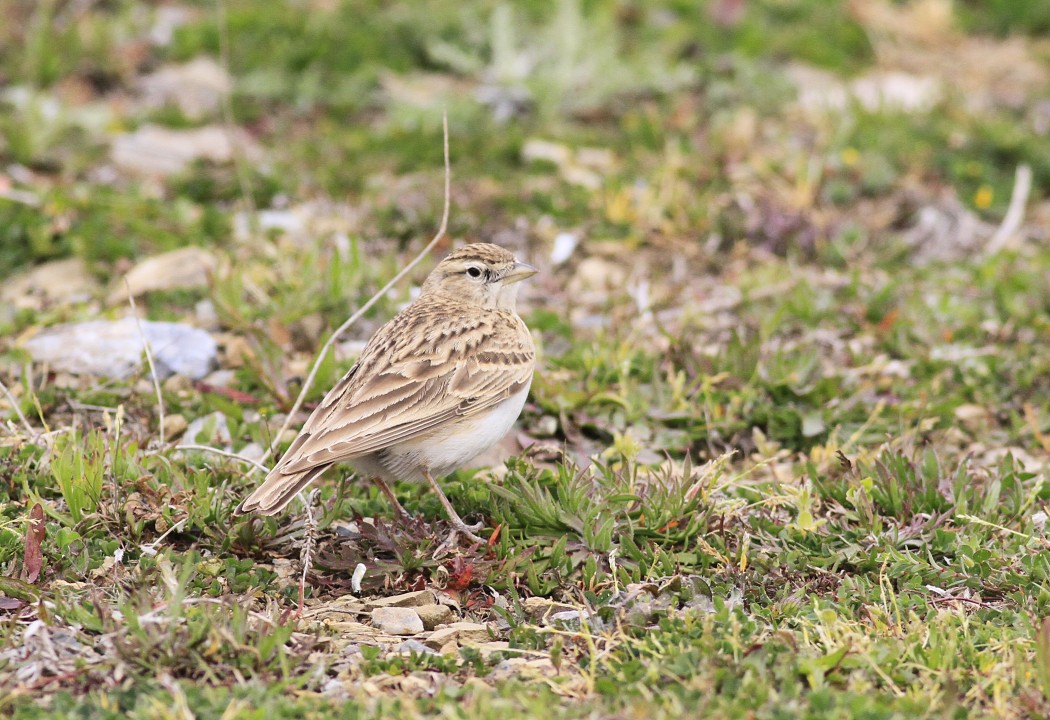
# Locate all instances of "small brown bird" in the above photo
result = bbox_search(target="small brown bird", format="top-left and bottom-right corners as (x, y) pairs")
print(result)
(236, 243), (537, 543)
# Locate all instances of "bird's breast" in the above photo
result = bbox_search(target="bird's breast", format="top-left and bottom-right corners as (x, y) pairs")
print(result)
(360, 379), (532, 482)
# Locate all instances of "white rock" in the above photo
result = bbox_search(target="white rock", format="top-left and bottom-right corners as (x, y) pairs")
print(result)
(21, 318), (217, 380)
(371, 607), (424, 636)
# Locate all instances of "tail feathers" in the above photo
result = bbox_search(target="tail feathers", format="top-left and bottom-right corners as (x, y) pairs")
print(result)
(235, 464), (329, 516)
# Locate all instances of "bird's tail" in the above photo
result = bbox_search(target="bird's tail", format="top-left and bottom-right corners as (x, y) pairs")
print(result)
(235, 464), (329, 516)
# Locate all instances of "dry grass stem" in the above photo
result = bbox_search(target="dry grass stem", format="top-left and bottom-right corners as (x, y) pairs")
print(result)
(260, 111), (453, 468)
(170, 444), (273, 475)
(125, 280), (166, 446)
(298, 488), (321, 615)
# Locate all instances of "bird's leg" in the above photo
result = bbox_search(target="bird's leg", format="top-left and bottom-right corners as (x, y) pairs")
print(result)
(422, 469), (485, 544)
(371, 475), (410, 523)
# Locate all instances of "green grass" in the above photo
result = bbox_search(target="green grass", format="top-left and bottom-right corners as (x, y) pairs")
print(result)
(2, 0), (1050, 718)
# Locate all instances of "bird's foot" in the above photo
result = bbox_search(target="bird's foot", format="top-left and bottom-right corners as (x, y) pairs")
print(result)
(435, 521), (486, 555)
(422, 469), (487, 546)
(453, 521), (485, 546)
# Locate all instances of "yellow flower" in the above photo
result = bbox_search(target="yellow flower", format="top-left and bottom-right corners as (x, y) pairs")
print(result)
(974, 185), (993, 209)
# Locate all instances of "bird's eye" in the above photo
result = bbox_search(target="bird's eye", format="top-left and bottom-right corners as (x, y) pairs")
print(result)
(467, 266), (483, 279)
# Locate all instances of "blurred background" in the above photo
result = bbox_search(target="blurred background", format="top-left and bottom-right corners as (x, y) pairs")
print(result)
(1, 0), (1047, 272)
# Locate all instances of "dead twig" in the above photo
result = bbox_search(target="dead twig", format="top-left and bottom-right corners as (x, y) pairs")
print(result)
(927, 595), (996, 609)
(0, 377), (38, 440)
(139, 518), (188, 557)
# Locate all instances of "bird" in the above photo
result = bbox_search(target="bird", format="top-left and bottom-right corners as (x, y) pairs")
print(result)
(235, 243), (537, 545)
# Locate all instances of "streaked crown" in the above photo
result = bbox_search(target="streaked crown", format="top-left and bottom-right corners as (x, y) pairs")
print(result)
(440, 243), (517, 267)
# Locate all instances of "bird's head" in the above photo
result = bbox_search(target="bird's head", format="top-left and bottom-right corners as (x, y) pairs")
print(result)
(421, 243), (537, 310)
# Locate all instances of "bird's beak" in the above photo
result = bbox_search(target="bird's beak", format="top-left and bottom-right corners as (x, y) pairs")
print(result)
(504, 261), (538, 284)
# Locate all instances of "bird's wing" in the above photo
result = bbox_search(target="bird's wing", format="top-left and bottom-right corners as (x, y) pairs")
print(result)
(276, 303), (534, 474)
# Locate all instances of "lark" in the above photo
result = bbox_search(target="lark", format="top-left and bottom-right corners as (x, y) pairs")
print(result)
(236, 243), (537, 544)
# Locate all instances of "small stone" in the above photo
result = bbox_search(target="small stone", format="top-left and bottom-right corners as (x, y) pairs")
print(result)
(424, 628), (458, 650)
(111, 124), (261, 176)
(202, 369), (237, 388)
(523, 597), (576, 621)
(534, 415), (559, 437)
(397, 639), (437, 655)
(447, 622), (494, 645)
(1, 257), (99, 310)
(414, 604), (454, 630)
(323, 621), (374, 636)
(425, 622), (491, 650)
(474, 641), (511, 657)
(220, 334), (254, 368)
(137, 57), (231, 120)
(162, 414), (187, 439)
(364, 590), (435, 611)
(371, 607), (424, 636)
(184, 411), (231, 447)
(954, 404), (992, 431)
(195, 299), (219, 329)
(322, 677), (347, 697)
(112, 246), (217, 302)
(162, 375), (193, 395)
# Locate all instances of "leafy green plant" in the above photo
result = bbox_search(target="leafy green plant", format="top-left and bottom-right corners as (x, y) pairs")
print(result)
(49, 430), (106, 524)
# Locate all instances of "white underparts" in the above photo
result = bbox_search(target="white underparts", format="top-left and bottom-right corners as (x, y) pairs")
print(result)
(351, 380), (532, 482)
